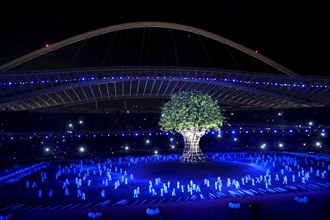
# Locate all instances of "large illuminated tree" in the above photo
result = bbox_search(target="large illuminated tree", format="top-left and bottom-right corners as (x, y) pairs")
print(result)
(159, 91), (225, 163)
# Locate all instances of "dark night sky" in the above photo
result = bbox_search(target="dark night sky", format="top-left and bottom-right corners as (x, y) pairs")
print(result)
(0, 1), (328, 76)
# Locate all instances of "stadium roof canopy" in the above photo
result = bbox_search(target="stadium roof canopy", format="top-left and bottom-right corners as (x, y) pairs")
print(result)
(0, 22), (329, 112)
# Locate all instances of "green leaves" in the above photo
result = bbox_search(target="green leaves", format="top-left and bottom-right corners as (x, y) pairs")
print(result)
(159, 91), (224, 132)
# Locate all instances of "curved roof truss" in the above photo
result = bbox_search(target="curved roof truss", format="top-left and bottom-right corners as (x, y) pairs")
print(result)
(0, 22), (299, 77)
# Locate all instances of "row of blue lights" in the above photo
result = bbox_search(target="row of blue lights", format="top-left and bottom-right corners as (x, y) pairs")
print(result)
(1, 128), (326, 140)
(1, 75), (328, 88)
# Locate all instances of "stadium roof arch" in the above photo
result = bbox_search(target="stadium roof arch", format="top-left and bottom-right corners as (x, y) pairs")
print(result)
(0, 22), (329, 112)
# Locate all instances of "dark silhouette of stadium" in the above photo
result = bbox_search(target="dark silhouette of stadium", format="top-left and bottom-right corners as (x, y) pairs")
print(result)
(0, 22), (330, 220)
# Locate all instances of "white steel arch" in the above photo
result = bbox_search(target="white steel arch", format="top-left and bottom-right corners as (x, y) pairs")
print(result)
(0, 22), (299, 77)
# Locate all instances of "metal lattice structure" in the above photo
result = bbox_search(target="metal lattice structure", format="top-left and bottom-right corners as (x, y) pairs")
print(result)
(0, 22), (329, 111)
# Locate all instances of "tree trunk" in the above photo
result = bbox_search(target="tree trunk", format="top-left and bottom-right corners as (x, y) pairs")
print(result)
(180, 130), (206, 163)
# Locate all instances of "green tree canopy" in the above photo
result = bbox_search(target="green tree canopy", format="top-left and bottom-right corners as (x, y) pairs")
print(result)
(159, 91), (225, 132)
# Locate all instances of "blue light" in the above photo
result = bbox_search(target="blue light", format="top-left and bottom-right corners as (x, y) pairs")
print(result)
(149, 132), (152, 136)
(135, 133), (139, 136)
(3, 74), (328, 92)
